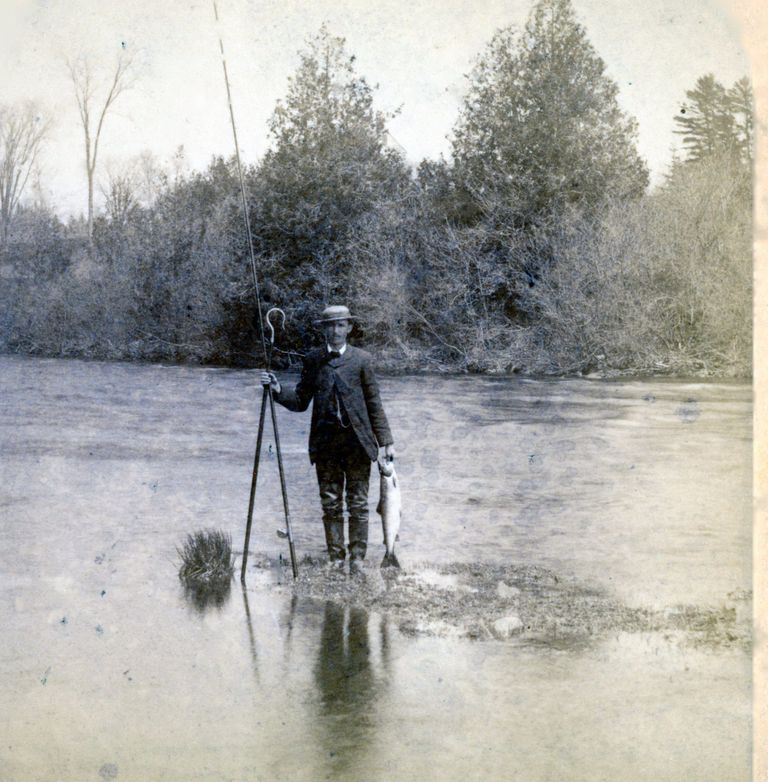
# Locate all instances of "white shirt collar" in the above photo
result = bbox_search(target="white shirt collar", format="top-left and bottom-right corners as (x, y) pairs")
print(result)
(327, 343), (347, 355)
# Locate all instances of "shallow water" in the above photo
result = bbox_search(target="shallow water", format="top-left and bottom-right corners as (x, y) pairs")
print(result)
(0, 356), (752, 781)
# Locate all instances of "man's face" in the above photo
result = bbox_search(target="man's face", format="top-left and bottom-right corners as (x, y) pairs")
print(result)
(324, 319), (353, 349)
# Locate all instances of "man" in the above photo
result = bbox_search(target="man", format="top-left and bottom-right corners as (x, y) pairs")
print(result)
(260, 305), (395, 575)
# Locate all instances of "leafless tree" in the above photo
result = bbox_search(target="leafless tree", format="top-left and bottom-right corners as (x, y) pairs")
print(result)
(0, 101), (51, 248)
(67, 53), (136, 241)
(134, 150), (165, 207)
(100, 150), (166, 225)
(101, 162), (139, 228)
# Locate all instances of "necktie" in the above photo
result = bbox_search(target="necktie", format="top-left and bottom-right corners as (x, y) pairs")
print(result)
(326, 352), (348, 427)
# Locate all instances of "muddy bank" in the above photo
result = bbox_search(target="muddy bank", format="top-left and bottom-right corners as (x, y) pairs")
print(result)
(243, 556), (751, 652)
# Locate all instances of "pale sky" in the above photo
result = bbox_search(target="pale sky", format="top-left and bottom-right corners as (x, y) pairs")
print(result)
(0, 0), (754, 218)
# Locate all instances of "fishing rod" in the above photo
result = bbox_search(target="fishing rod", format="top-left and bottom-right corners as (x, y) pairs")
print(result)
(211, 0), (298, 581)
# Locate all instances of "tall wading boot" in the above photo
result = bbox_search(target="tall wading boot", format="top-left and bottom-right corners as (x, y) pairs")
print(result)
(347, 476), (370, 569)
(318, 471), (346, 563)
(323, 518), (345, 564)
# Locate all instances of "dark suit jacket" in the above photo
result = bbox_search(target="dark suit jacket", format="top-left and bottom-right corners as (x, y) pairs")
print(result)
(275, 345), (393, 463)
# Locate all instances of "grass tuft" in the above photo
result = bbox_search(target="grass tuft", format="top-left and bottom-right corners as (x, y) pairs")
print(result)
(177, 528), (234, 587)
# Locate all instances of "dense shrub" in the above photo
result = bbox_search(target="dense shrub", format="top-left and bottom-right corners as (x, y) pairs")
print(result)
(0, 149), (751, 377)
(513, 152), (752, 376)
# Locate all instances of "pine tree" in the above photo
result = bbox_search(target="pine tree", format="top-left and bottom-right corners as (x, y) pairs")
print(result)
(449, 0), (648, 226)
(256, 26), (410, 279)
(726, 77), (753, 161)
(673, 74), (732, 161)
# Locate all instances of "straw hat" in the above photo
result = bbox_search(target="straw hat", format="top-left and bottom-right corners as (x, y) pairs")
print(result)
(313, 305), (358, 324)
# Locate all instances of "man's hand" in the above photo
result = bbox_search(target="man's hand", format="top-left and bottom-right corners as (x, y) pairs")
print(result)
(259, 370), (281, 394)
(382, 444), (396, 462)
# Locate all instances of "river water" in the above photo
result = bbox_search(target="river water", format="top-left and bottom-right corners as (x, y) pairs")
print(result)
(0, 355), (752, 781)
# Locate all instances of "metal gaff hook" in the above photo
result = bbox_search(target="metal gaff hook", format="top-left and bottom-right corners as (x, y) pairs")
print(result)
(265, 307), (285, 346)
(264, 307), (285, 370)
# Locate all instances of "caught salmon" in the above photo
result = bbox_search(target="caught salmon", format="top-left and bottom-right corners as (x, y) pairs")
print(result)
(377, 459), (402, 568)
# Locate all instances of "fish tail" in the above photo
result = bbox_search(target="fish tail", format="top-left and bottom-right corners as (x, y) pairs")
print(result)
(380, 552), (401, 569)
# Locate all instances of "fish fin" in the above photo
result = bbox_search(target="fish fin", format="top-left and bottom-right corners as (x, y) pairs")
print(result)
(380, 553), (401, 569)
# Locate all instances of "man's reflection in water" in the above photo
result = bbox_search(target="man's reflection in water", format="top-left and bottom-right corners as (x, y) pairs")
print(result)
(314, 601), (380, 775)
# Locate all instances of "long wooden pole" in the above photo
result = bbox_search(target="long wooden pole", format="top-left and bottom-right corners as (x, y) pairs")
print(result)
(240, 387), (268, 583)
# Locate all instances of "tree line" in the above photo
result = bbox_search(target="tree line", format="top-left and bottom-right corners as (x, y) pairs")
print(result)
(0, 0), (753, 376)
